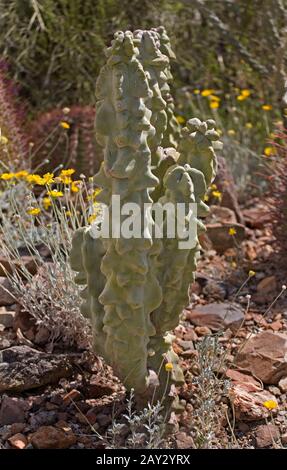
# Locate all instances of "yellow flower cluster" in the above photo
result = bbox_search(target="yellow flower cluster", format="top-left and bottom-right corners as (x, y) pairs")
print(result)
(237, 89), (251, 101)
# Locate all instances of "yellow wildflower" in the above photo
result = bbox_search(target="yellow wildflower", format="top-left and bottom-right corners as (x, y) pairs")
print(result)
(65, 210), (72, 217)
(165, 362), (173, 372)
(0, 173), (15, 180)
(201, 89), (215, 97)
(71, 181), (81, 193)
(60, 121), (70, 129)
(59, 175), (72, 185)
(193, 89), (200, 94)
(204, 194), (209, 202)
(248, 270), (256, 277)
(264, 146), (276, 157)
(176, 115), (185, 124)
(209, 95), (220, 102)
(262, 104), (272, 111)
(229, 227), (237, 236)
(60, 169), (75, 177)
(15, 170), (29, 178)
(27, 208), (41, 216)
(241, 89), (251, 98)
(26, 174), (44, 185)
(216, 128), (222, 136)
(43, 197), (52, 210)
(210, 100), (219, 109)
(47, 190), (63, 198)
(42, 173), (54, 185)
(88, 213), (97, 224)
(212, 190), (222, 200)
(263, 400), (278, 410)
(211, 183), (217, 190)
(228, 129), (236, 136)
(245, 122), (253, 129)
(0, 135), (8, 145)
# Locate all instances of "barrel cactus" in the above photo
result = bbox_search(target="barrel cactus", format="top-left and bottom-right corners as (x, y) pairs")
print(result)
(70, 28), (220, 405)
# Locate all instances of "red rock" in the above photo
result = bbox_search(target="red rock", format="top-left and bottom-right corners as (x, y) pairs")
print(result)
(255, 424), (280, 448)
(242, 207), (271, 229)
(236, 331), (287, 384)
(257, 276), (277, 294)
(186, 302), (244, 332)
(30, 425), (77, 449)
(0, 397), (27, 425)
(269, 320), (282, 331)
(226, 369), (261, 392)
(63, 389), (82, 404)
(206, 223), (246, 254)
(230, 385), (277, 421)
(206, 205), (237, 224)
(8, 433), (28, 449)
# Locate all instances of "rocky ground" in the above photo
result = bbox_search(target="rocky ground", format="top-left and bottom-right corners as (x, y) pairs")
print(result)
(1, 197), (287, 449)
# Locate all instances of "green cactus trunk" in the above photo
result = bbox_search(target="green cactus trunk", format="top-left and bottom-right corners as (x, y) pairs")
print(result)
(70, 28), (220, 405)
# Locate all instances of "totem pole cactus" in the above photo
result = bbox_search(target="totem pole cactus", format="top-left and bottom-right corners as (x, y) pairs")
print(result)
(70, 28), (221, 405)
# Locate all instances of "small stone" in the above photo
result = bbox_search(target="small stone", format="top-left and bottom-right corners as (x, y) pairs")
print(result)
(30, 425), (77, 449)
(255, 424), (280, 448)
(194, 326), (212, 336)
(86, 375), (116, 399)
(0, 278), (15, 306)
(45, 402), (59, 411)
(96, 413), (111, 427)
(0, 308), (15, 328)
(268, 386), (281, 396)
(0, 397), (27, 425)
(175, 431), (195, 449)
(10, 423), (26, 435)
(85, 409), (97, 425)
(29, 411), (57, 429)
(183, 328), (198, 342)
(177, 339), (194, 351)
(278, 377), (287, 393)
(238, 422), (249, 433)
(75, 412), (89, 425)
(8, 433), (28, 449)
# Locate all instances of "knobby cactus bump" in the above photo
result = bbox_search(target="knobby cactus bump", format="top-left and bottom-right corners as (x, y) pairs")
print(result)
(70, 28), (221, 404)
